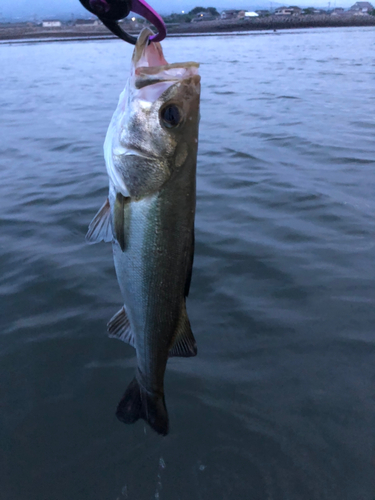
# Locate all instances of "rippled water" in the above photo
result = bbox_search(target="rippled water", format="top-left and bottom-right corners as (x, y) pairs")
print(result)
(1, 27), (375, 499)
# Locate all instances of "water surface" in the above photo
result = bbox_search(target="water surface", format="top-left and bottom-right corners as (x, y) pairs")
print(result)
(1, 27), (375, 499)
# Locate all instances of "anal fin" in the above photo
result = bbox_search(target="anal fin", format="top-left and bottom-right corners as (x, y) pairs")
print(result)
(169, 307), (197, 358)
(86, 198), (112, 244)
(107, 306), (135, 348)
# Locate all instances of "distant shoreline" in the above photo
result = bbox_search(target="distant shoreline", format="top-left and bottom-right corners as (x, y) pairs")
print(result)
(1, 15), (374, 43)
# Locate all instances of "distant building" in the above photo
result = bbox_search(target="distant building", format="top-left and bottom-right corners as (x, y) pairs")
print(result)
(274, 6), (302, 15)
(191, 12), (215, 22)
(220, 10), (240, 19)
(42, 20), (61, 27)
(237, 10), (258, 18)
(255, 9), (270, 16)
(330, 7), (345, 14)
(75, 18), (100, 26)
(349, 1), (374, 12)
(274, 6), (289, 15)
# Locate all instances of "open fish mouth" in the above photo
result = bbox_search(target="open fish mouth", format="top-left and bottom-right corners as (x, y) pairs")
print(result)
(113, 145), (157, 160)
(131, 28), (200, 92)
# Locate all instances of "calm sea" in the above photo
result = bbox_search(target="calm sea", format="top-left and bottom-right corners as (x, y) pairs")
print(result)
(1, 27), (375, 500)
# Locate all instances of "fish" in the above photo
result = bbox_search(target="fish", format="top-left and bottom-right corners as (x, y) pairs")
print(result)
(86, 28), (201, 436)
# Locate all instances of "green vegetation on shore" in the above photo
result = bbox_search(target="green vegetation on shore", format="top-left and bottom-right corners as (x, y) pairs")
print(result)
(163, 7), (219, 24)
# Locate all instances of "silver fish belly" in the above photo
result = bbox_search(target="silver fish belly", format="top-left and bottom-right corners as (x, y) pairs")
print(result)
(86, 28), (200, 435)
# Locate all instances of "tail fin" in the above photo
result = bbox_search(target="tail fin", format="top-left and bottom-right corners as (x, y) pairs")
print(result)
(116, 377), (169, 436)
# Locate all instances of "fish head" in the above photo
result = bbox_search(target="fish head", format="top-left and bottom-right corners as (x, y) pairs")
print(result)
(105, 28), (201, 199)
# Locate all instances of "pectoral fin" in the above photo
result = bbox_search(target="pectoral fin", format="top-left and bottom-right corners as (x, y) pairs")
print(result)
(114, 192), (131, 252)
(86, 198), (112, 244)
(107, 306), (135, 348)
(185, 229), (195, 297)
(169, 307), (197, 357)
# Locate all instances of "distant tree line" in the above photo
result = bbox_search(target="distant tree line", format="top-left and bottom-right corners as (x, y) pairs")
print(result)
(164, 3), (375, 23)
(188, 7), (219, 16)
(164, 6), (219, 23)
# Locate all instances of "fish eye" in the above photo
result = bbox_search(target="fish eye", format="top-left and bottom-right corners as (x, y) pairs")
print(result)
(160, 104), (182, 129)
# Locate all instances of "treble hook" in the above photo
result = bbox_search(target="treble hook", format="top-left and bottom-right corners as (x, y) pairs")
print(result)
(79, 0), (166, 44)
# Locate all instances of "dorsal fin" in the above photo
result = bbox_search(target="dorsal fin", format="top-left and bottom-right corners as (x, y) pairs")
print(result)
(169, 307), (197, 357)
(107, 306), (135, 348)
(86, 198), (112, 244)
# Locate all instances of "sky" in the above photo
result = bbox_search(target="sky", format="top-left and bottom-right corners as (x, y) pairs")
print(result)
(0, 0), (357, 21)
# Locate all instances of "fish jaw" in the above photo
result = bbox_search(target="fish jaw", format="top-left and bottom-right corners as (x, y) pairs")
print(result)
(104, 28), (200, 199)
